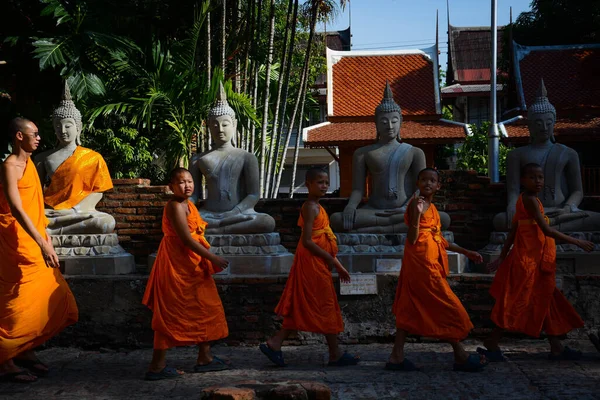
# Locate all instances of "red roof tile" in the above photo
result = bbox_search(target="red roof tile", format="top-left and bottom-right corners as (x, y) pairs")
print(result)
(305, 121), (465, 147)
(505, 117), (600, 140)
(515, 44), (600, 113)
(331, 53), (438, 117)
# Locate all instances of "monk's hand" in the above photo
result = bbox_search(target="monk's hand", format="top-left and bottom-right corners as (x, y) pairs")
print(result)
(466, 250), (484, 264)
(342, 207), (356, 231)
(415, 196), (425, 215)
(41, 240), (60, 268)
(209, 254), (229, 272)
(506, 205), (516, 229)
(576, 239), (595, 253)
(332, 258), (351, 283)
(487, 257), (503, 273)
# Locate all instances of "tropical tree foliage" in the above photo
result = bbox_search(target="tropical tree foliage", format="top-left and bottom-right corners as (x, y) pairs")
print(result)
(456, 122), (510, 177)
(3, 0), (345, 193)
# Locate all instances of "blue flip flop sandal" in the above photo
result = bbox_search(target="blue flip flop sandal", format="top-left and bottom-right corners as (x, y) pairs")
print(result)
(453, 354), (487, 372)
(384, 358), (420, 371)
(477, 347), (508, 362)
(327, 352), (360, 367)
(259, 343), (286, 367)
(193, 356), (230, 373)
(548, 346), (582, 361)
(144, 366), (183, 381)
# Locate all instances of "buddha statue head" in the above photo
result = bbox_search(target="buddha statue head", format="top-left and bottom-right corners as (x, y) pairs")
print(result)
(208, 82), (237, 147)
(375, 80), (402, 143)
(527, 78), (556, 144)
(53, 81), (82, 146)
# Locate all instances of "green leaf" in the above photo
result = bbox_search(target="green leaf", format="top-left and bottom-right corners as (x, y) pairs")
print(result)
(32, 38), (70, 70)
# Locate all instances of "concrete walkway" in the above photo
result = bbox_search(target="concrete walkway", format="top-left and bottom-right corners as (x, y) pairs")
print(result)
(1, 340), (599, 399)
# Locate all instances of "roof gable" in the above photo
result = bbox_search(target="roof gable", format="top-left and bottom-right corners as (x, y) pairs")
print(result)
(448, 25), (504, 85)
(327, 47), (441, 118)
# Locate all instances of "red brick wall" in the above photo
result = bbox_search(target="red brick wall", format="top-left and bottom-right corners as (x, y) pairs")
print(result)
(97, 179), (171, 266)
(97, 173), (598, 266)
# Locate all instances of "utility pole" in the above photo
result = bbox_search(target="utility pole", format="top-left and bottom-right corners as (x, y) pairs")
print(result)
(488, 0), (500, 182)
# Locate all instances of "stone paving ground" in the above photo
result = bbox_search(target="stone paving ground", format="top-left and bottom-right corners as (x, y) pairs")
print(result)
(1, 339), (599, 400)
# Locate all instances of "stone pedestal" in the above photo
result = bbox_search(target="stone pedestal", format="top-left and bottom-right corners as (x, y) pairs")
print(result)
(480, 231), (600, 274)
(148, 233), (294, 275)
(335, 232), (467, 274)
(51, 234), (136, 275)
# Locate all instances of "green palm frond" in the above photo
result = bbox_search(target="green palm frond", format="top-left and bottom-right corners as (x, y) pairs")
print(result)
(32, 38), (70, 70)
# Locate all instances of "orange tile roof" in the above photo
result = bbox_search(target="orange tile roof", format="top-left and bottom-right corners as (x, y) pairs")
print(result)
(305, 121), (465, 147)
(331, 53), (438, 117)
(514, 43), (600, 113)
(505, 117), (600, 141)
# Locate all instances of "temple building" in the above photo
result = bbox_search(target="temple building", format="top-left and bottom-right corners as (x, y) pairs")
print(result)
(442, 24), (507, 126)
(303, 45), (468, 197)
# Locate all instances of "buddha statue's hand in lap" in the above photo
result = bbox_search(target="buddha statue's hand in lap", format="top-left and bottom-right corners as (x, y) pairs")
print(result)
(191, 82), (275, 235)
(330, 81), (451, 233)
(493, 79), (599, 233)
(34, 82), (115, 235)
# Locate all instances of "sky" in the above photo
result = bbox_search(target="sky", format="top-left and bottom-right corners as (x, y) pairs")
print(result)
(318, 0), (533, 71)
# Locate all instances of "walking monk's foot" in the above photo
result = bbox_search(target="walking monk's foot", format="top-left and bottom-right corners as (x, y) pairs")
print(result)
(453, 353), (487, 372)
(14, 350), (50, 376)
(0, 360), (38, 383)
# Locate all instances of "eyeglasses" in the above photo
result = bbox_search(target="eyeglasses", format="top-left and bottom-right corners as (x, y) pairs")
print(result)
(22, 131), (41, 138)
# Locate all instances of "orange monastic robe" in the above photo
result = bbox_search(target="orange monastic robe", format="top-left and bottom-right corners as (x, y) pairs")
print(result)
(393, 202), (473, 341)
(275, 204), (343, 334)
(490, 195), (584, 337)
(0, 160), (78, 363)
(142, 200), (228, 349)
(44, 146), (113, 210)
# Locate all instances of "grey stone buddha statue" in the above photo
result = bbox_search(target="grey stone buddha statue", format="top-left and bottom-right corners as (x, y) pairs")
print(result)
(330, 81), (451, 233)
(35, 82), (116, 235)
(190, 82), (276, 235)
(493, 78), (600, 232)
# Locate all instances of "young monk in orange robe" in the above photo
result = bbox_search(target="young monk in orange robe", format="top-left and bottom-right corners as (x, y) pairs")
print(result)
(0, 118), (78, 383)
(479, 163), (593, 362)
(260, 167), (359, 367)
(142, 167), (230, 381)
(387, 168), (486, 372)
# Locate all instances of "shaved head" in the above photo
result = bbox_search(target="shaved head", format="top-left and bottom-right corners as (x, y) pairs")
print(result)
(8, 117), (34, 142)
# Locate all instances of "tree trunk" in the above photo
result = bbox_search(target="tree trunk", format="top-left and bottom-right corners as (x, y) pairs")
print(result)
(259, 0), (276, 197)
(265, 0), (294, 198)
(289, 77), (309, 198)
(270, 0), (299, 197)
(272, 3), (318, 197)
(221, 0), (226, 74)
(249, 0), (263, 156)
(242, 0), (255, 151)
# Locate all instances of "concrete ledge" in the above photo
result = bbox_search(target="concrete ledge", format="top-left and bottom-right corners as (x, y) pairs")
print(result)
(61, 253), (136, 275)
(50, 272), (600, 349)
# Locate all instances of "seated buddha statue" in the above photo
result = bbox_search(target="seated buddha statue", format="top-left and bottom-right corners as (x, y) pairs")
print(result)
(330, 81), (451, 233)
(493, 79), (600, 232)
(190, 82), (275, 235)
(34, 82), (115, 235)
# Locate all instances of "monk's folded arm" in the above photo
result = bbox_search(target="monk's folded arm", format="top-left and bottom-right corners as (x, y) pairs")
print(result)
(499, 224), (518, 259)
(523, 194), (584, 246)
(166, 201), (216, 262)
(1, 163), (47, 247)
(301, 203), (335, 265)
